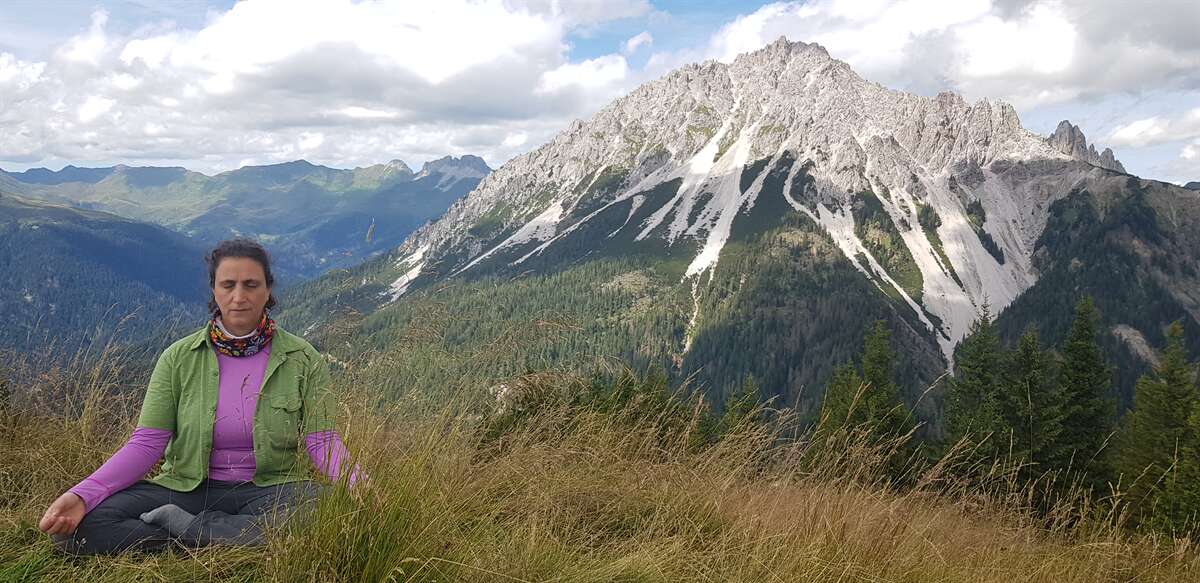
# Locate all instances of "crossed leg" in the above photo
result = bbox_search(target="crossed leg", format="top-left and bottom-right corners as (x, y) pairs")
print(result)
(54, 479), (321, 555)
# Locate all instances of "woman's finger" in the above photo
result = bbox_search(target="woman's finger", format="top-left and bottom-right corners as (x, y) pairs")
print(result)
(38, 510), (58, 532)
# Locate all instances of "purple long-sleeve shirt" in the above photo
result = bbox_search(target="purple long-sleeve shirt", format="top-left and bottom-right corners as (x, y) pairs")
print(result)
(69, 346), (362, 513)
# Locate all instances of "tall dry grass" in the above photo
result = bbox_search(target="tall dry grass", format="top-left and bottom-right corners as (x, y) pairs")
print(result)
(1, 340), (1199, 582)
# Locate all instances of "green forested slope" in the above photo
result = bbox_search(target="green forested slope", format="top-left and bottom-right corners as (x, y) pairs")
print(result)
(2, 158), (486, 280)
(994, 177), (1200, 408)
(278, 161), (947, 421)
(0, 192), (206, 352)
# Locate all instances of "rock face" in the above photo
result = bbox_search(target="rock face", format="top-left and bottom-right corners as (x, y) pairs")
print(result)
(1047, 120), (1127, 173)
(1185, 181), (1200, 191)
(417, 155), (491, 178)
(372, 39), (1079, 357)
(350, 37), (1193, 370)
(415, 155), (493, 188)
(281, 36), (1200, 408)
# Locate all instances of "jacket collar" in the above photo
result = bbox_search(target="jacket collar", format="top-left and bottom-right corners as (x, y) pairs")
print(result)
(184, 322), (304, 354)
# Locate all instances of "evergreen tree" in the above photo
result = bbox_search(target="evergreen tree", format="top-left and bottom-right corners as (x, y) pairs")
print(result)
(1166, 406), (1200, 531)
(818, 364), (865, 433)
(1057, 297), (1116, 488)
(818, 321), (912, 441)
(717, 375), (763, 436)
(945, 306), (1005, 456)
(860, 320), (915, 440)
(1115, 322), (1199, 524)
(998, 328), (1068, 480)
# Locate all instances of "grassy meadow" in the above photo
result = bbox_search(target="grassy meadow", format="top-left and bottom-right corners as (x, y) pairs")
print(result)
(1, 335), (1199, 583)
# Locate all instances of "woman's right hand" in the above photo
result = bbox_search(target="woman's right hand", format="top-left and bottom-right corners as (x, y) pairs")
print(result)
(39, 492), (86, 535)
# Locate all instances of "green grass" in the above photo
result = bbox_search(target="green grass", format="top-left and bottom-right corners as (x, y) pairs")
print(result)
(916, 201), (964, 287)
(852, 191), (924, 302)
(3, 342), (1200, 582)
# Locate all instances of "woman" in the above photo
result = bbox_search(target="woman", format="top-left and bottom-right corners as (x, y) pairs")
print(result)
(39, 239), (361, 555)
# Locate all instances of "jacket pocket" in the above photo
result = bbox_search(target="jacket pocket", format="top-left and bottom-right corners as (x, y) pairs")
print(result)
(268, 391), (303, 449)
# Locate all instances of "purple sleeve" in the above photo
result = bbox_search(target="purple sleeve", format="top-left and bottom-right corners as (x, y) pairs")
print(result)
(68, 426), (172, 513)
(305, 430), (366, 487)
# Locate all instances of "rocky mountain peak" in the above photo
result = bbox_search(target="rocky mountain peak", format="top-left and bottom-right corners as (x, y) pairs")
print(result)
(415, 155), (493, 190)
(1048, 120), (1126, 173)
(385, 159), (414, 175)
(374, 37), (1141, 359)
(417, 155), (491, 178)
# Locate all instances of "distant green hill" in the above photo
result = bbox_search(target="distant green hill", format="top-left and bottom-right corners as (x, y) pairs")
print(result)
(0, 191), (208, 353)
(2, 156), (490, 281)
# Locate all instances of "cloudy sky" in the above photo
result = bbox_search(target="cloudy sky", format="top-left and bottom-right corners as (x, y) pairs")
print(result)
(1, 0), (1197, 183)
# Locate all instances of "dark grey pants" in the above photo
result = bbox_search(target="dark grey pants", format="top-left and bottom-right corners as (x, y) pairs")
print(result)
(54, 479), (321, 555)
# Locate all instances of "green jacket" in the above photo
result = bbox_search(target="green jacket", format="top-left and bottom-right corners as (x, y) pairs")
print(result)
(137, 324), (337, 492)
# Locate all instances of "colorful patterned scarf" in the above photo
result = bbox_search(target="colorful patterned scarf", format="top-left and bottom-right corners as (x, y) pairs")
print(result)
(209, 310), (276, 357)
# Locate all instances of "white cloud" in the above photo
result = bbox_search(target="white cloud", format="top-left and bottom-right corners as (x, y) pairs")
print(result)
(2, 0), (1197, 185)
(955, 3), (1075, 76)
(502, 132), (528, 148)
(698, 0), (1200, 109)
(337, 106), (399, 119)
(1107, 108), (1200, 148)
(77, 96), (115, 123)
(154, 0), (563, 87)
(708, 0), (991, 72)
(512, 0), (652, 27)
(109, 73), (140, 90)
(298, 132), (325, 150)
(58, 10), (110, 65)
(0, 0), (643, 173)
(0, 52), (45, 89)
(1166, 139), (1200, 180)
(623, 31), (653, 55)
(537, 55), (628, 94)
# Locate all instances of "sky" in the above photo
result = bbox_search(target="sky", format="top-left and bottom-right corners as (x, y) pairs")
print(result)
(0, 0), (1197, 183)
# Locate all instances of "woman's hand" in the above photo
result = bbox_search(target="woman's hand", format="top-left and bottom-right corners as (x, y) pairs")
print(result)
(39, 492), (86, 535)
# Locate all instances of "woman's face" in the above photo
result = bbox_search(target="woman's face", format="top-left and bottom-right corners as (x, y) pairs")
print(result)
(212, 257), (271, 336)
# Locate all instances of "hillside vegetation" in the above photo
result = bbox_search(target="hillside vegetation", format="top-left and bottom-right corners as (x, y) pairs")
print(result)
(0, 192), (206, 353)
(2, 329), (1199, 582)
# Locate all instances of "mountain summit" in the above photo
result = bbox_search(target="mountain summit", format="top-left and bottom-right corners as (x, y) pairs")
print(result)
(372, 39), (1141, 354)
(289, 37), (1198, 407)
(1048, 120), (1126, 173)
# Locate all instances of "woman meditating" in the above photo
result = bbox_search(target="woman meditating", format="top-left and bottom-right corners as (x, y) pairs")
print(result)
(39, 239), (360, 555)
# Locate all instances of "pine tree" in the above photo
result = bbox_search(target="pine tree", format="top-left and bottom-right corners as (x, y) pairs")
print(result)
(945, 306), (1005, 456)
(717, 375), (763, 436)
(1115, 321), (1199, 524)
(818, 321), (912, 441)
(818, 363), (865, 433)
(998, 328), (1068, 481)
(860, 320), (915, 440)
(1163, 407), (1200, 532)
(1058, 297), (1116, 488)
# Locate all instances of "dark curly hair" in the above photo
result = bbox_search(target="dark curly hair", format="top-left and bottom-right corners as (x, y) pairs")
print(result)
(206, 238), (277, 314)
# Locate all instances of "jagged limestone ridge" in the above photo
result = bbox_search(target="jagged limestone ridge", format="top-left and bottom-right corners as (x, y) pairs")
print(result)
(376, 38), (1124, 358)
